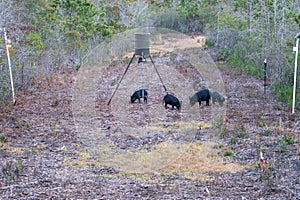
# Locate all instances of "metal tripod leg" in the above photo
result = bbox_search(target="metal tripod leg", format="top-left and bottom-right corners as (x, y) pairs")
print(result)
(107, 54), (136, 105)
(149, 55), (167, 92)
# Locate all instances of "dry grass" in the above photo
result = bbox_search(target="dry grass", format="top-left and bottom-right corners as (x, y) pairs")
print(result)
(65, 139), (249, 179)
(147, 121), (211, 132)
(162, 142), (248, 173)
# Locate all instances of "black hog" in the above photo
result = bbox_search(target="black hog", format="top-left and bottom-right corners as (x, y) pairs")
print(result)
(163, 93), (181, 110)
(210, 91), (225, 106)
(189, 89), (210, 107)
(130, 89), (148, 103)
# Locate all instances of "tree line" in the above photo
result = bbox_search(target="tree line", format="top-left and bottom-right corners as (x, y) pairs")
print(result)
(0, 0), (299, 107)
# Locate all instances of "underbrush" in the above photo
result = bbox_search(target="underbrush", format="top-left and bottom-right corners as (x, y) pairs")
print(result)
(214, 46), (299, 110)
(273, 82), (300, 109)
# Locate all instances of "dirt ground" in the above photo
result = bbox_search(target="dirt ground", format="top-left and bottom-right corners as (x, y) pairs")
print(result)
(0, 35), (299, 199)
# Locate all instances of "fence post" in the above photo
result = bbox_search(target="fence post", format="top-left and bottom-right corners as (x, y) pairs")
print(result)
(4, 27), (16, 105)
(292, 33), (300, 114)
(264, 59), (267, 95)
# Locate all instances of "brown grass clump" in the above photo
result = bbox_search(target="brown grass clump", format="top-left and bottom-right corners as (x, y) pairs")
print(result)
(161, 142), (249, 176)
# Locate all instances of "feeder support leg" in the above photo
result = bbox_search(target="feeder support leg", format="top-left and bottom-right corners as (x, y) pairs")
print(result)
(108, 54), (136, 105)
(149, 55), (167, 92)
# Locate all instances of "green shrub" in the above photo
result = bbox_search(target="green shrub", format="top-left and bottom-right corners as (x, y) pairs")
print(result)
(153, 1), (212, 33)
(0, 134), (6, 143)
(224, 149), (233, 156)
(229, 137), (238, 145)
(245, 62), (262, 78)
(236, 130), (248, 138)
(205, 39), (215, 49)
(273, 82), (299, 109)
(278, 133), (294, 152)
(282, 133), (294, 145)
